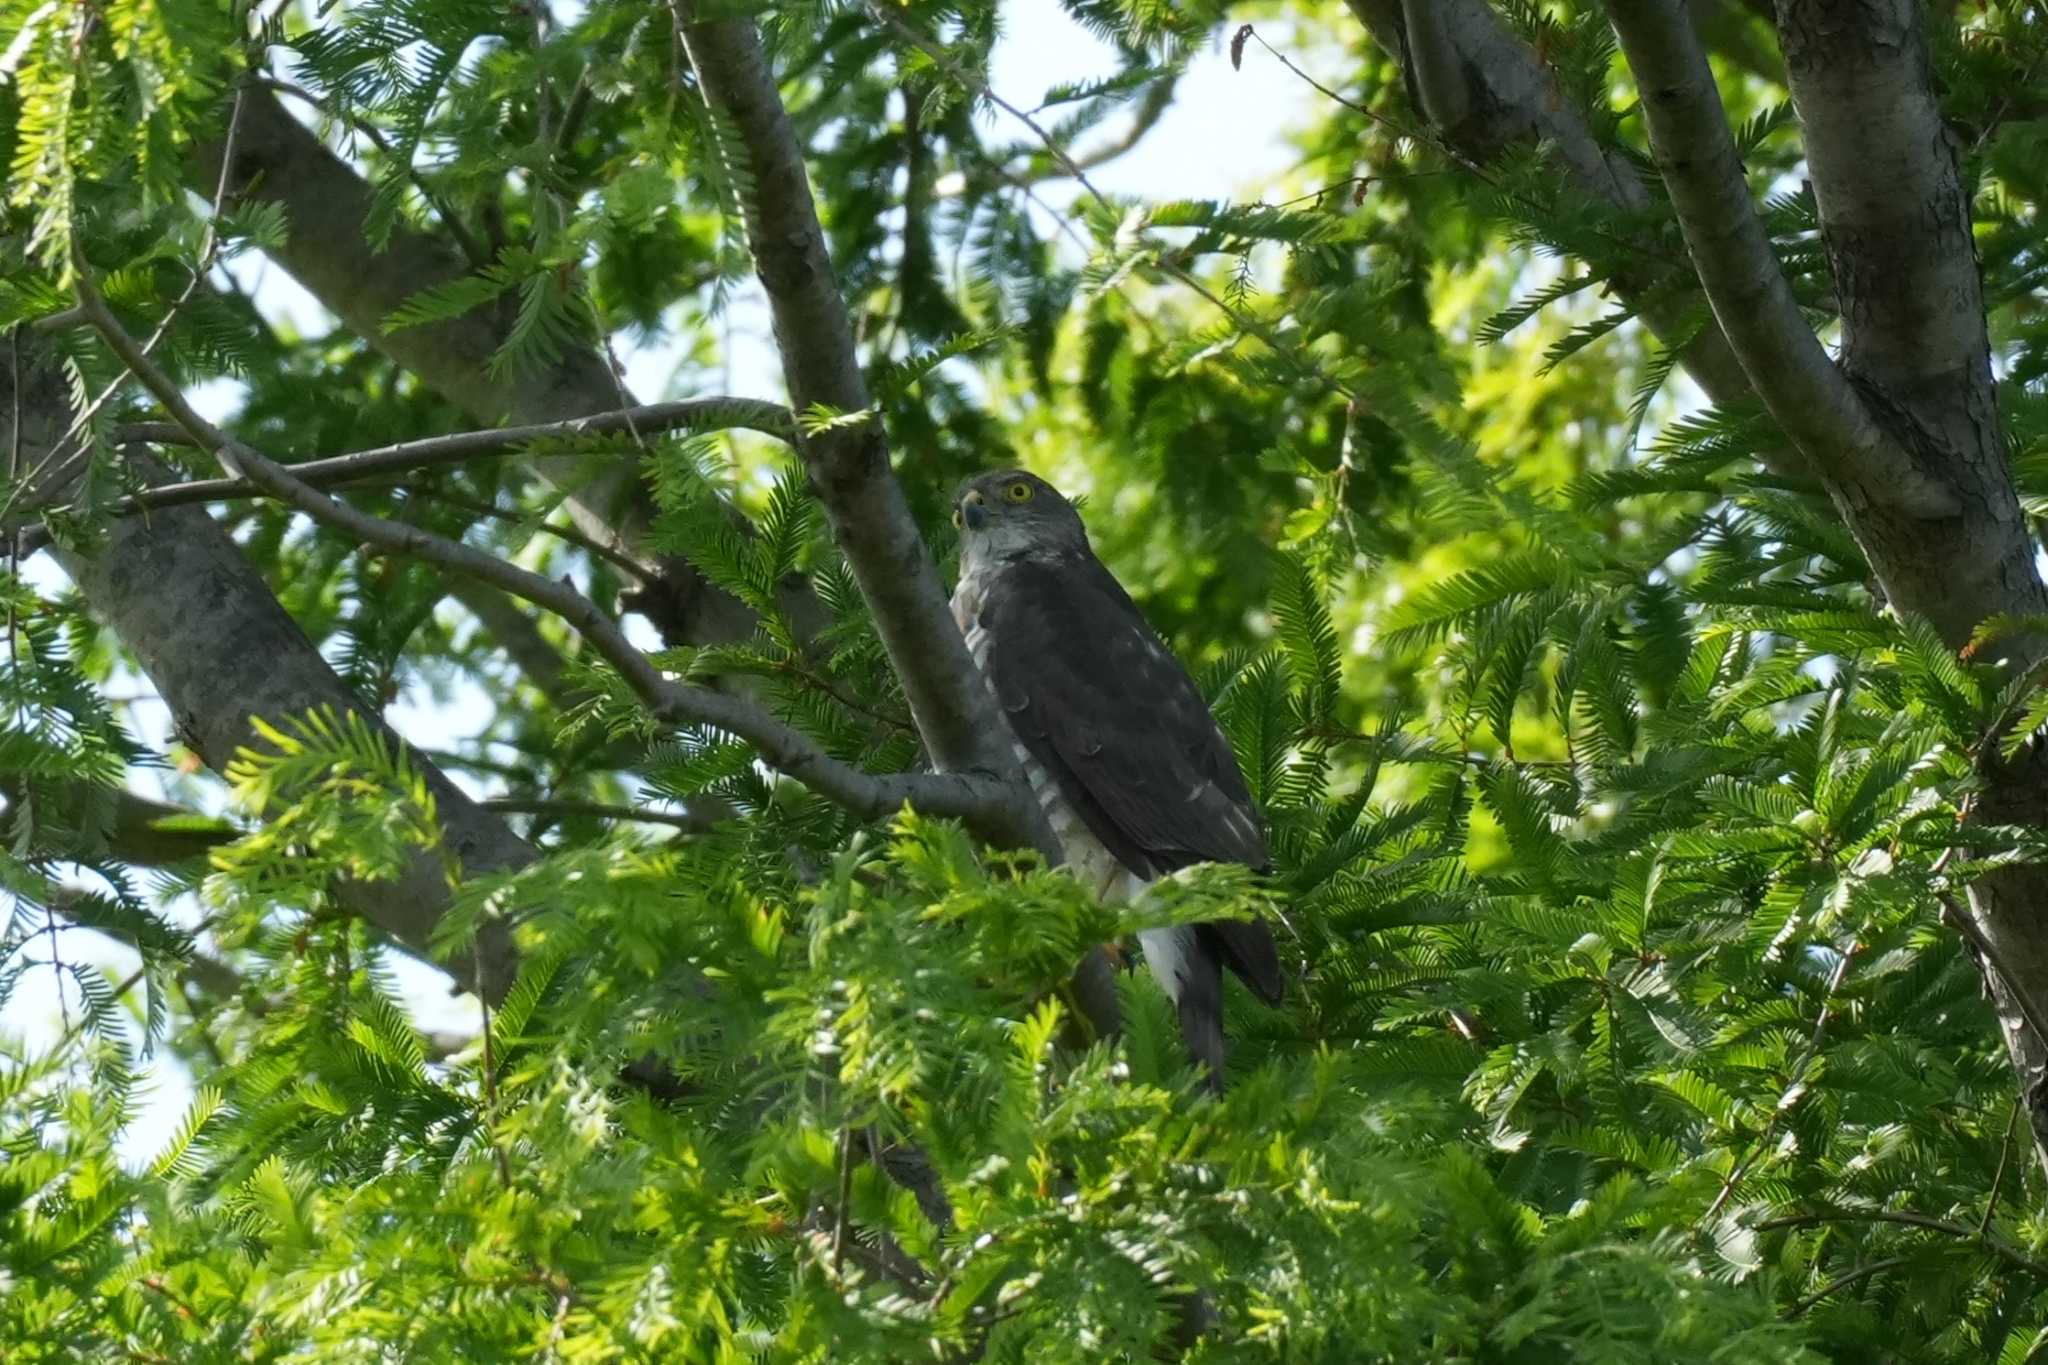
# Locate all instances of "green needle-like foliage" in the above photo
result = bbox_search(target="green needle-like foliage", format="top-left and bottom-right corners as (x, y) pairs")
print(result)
(7, 0), (2048, 1358)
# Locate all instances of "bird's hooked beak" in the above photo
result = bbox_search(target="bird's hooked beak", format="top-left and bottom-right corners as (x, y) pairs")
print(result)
(958, 487), (988, 531)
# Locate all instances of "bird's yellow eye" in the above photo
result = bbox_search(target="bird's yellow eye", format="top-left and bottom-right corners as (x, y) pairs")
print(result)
(1006, 481), (1033, 503)
(950, 508), (963, 529)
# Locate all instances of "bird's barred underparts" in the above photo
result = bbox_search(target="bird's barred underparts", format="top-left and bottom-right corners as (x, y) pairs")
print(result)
(953, 561), (1198, 1006)
(948, 469), (1283, 1084)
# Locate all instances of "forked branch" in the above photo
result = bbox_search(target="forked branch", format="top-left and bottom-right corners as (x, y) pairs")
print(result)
(73, 274), (1038, 844)
(671, 4), (1051, 849)
(1602, 0), (1957, 519)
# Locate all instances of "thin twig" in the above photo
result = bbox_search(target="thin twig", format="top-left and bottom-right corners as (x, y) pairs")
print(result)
(1971, 39), (2048, 156)
(55, 965), (147, 1052)
(1756, 1206), (2048, 1280)
(529, 0), (561, 243)
(254, 74), (491, 268)
(17, 399), (792, 554)
(416, 490), (653, 583)
(555, 77), (595, 160)
(20, 81), (252, 512)
(8, 323), (22, 659)
(1243, 27), (1410, 137)
(481, 797), (717, 831)
(832, 1124), (855, 1276)
(1066, 73), (1176, 174)
(414, 747), (561, 781)
(1782, 1255), (1908, 1318)
(45, 911), (76, 1035)
(865, 4), (1342, 399)
(593, 327), (651, 455)
(1245, 22), (1703, 289)
(479, 984), (514, 1189)
(1930, 782), (2048, 1064)
(1702, 940), (1858, 1225)
(797, 1204), (931, 1292)
(139, 1273), (206, 1323)
(776, 658), (918, 737)
(1938, 890), (2048, 1047)
(1980, 1101), (2020, 1239)
(27, 306), (85, 334)
(863, 4), (1106, 206)
(178, 977), (231, 1070)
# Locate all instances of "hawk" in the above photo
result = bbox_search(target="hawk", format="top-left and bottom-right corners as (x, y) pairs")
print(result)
(950, 469), (1284, 1086)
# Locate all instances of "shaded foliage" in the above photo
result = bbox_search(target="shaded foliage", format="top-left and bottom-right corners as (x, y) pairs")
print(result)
(6, 0), (2048, 1359)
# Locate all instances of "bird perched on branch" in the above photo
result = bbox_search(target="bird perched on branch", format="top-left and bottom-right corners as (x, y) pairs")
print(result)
(950, 469), (1284, 1086)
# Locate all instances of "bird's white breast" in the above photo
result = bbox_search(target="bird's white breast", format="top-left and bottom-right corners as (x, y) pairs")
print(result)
(951, 565), (1189, 1000)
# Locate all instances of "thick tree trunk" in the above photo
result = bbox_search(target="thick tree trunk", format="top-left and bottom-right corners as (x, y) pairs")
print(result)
(1355, 0), (2048, 1163)
(1774, 0), (2048, 1168)
(1605, 0), (2048, 1166)
(7, 327), (528, 998)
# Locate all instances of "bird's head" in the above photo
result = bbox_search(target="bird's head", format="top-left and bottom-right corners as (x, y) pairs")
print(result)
(952, 469), (1088, 566)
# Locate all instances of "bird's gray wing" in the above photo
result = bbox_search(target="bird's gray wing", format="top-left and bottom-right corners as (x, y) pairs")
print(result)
(980, 555), (1283, 1004)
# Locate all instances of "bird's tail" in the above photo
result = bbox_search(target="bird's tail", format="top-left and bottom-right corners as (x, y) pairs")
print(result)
(1175, 941), (1228, 1093)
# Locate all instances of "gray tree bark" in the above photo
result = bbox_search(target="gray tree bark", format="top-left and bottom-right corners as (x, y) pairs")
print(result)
(7, 326), (529, 998)
(671, 9), (1039, 804)
(672, 7), (1121, 1034)
(1352, 0), (2048, 1171)
(1602, 0), (2048, 1167)
(1772, 0), (2048, 1169)
(8, 82), (795, 1005)
(1343, 0), (1811, 481)
(24, 40), (1050, 1003)
(187, 85), (768, 648)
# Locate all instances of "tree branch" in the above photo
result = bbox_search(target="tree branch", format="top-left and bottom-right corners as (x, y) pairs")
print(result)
(0, 778), (237, 867)
(182, 84), (765, 651)
(1782, 1255), (1908, 1318)
(7, 312), (530, 999)
(999, 72), (1182, 187)
(1338, 0), (1808, 480)
(1345, 0), (1645, 205)
(15, 399), (793, 554)
(73, 274), (1038, 844)
(1750, 0), (2048, 1176)
(422, 491), (653, 584)
(186, 88), (619, 445)
(481, 797), (719, 833)
(1687, 0), (1785, 85)
(670, 6), (1121, 1042)
(671, 5), (1047, 847)
(1776, 1), (1992, 402)
(879, 10), (1326, 397)
(251, 73), (492, 269)
(1756, 1207), (2048, 1281)
(1399, 0), (1471, 132)
(449, 580), (576, 702)
(1603, 0), (1958, 519)
(1069, 74), (1178, 174)
(1769, 0), (2044, 642)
